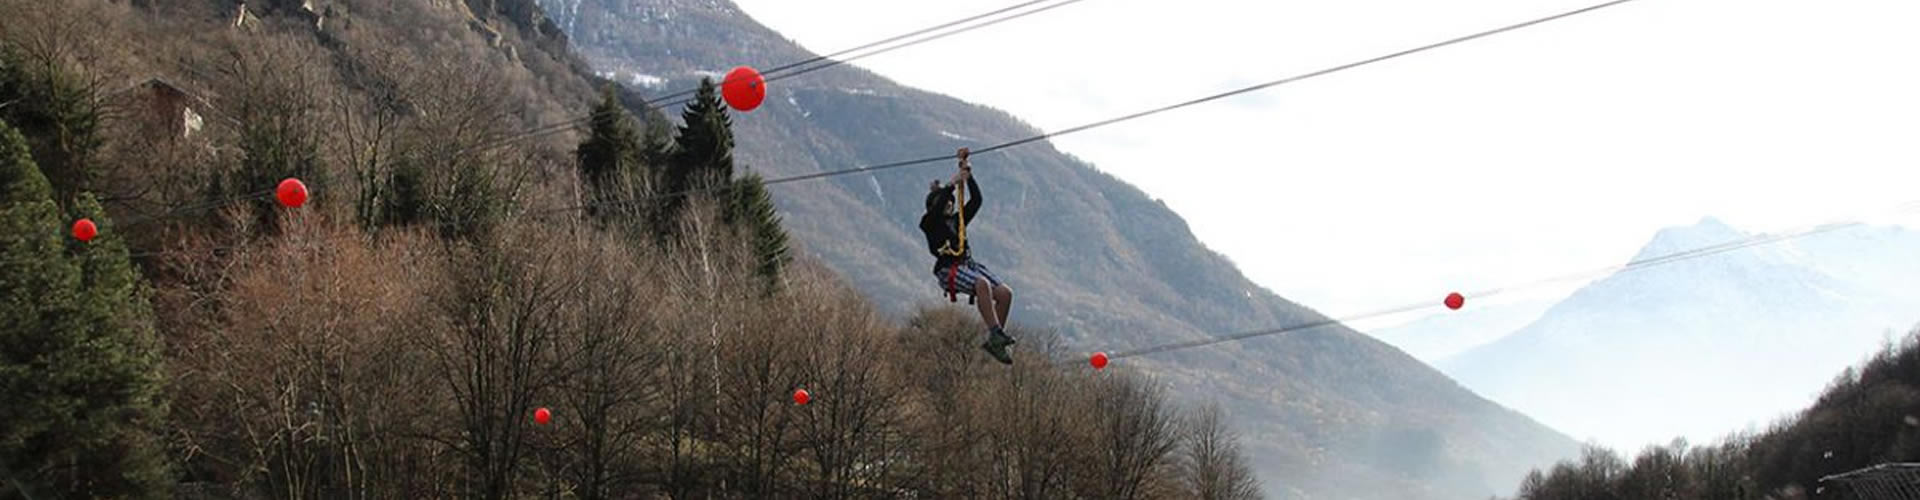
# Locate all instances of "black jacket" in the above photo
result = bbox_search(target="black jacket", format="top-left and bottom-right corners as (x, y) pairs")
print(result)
(919, 176), (982, 272)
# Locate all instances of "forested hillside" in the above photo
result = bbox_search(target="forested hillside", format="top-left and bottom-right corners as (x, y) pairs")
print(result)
(1505, 328), (1920, 500)
(0, 1), (1260, 498)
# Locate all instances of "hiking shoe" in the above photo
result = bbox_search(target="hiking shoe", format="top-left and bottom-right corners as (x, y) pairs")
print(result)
(980, 340), (1013, 365)
(989, 326), (1017, 348)
(981, 329), (1014, 365)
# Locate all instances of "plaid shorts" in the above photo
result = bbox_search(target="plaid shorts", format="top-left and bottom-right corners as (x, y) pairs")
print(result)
(934, 260), (1002, 296)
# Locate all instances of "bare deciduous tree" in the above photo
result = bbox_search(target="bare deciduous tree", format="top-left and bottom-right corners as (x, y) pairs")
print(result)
(196, 31), (332, 236)
(711, 286), (802, 497)
(787, 266), (914, 499)
(425, 222), (588, 500)
(1081, 373), (1183, 499)
(547, 228), (665, 500)
(1180, 402), (1263, 500)
(329, 45), (418, 230)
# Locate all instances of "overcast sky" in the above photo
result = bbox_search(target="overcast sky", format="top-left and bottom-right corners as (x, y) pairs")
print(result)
(729, 0), (1920, 326)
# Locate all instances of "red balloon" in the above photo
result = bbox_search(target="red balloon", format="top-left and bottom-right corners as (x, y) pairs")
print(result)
(1090, 352), (1109, 370)
(721, 66), (766, 112)
(276, 178), (309, 208)
(534, 407), (551, 425)
(1444, 292), (1465, 310)
(793, 388), (810, 405)
(72, 218), (97, 242)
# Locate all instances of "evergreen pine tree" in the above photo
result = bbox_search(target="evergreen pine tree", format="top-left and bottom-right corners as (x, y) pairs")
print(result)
(669, 78), (735, 189)
(725, 172), (791, 294)
(577, 85), (646, 193)
(0, 121), (170, 499)
(576, 85), (649, 221)
(656, 77), (736, 234)
(661, 79), (786, 286)
(640, 101), (675, 167)
(436, 159), (504, 241)
(0, 46), (104, 206)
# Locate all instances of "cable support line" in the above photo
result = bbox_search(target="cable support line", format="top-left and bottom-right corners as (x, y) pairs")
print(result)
(114, 187), (278, 228)
(976, 0), (1642, 156)
(561, 0), (1651, 215)
(650, 0), (1093, 112)
(1462, 220), (1866, 300)
(1090, 199), (1920, 363)
(460, 0), (1095, 157)
(648, 0), (1092, 106)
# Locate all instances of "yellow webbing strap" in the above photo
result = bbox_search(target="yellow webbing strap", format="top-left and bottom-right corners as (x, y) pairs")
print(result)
(937, 149), (970, 258)
(939, 149), (971, 303)
(951, 182), (966, 255)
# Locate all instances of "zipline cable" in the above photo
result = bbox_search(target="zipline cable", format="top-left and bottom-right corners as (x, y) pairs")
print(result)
(1093, 199), (1920, 363)
(557, 0), (1651, 214)
(467, 0), (1094, 154)
(646, 0), (1092, 106)
(972, 0), (1642, 156)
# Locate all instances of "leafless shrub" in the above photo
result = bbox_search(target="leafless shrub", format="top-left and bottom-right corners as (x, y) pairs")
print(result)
(167, 217), (449, 498)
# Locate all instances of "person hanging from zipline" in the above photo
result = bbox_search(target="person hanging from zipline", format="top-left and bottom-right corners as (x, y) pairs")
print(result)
(920, 148), (1016, 364)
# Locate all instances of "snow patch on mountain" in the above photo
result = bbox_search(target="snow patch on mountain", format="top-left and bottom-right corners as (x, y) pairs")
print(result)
(787, 91), (809, 117)
(628, 73), (665, 89)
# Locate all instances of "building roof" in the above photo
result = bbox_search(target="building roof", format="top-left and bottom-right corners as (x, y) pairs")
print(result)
(1820, 463), (1920, 500)
(120, 77), (213, 109)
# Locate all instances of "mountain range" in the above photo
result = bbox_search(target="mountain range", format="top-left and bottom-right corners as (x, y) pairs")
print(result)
(1440, 217), (1920, 451)
(1370, 297), (1559, 362)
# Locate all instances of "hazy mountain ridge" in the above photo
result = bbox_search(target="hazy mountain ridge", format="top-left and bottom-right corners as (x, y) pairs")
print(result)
(1443, 217), (1920, 451)
(1370, 298), (1558, 361)
(535, 1), (1582, 498)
